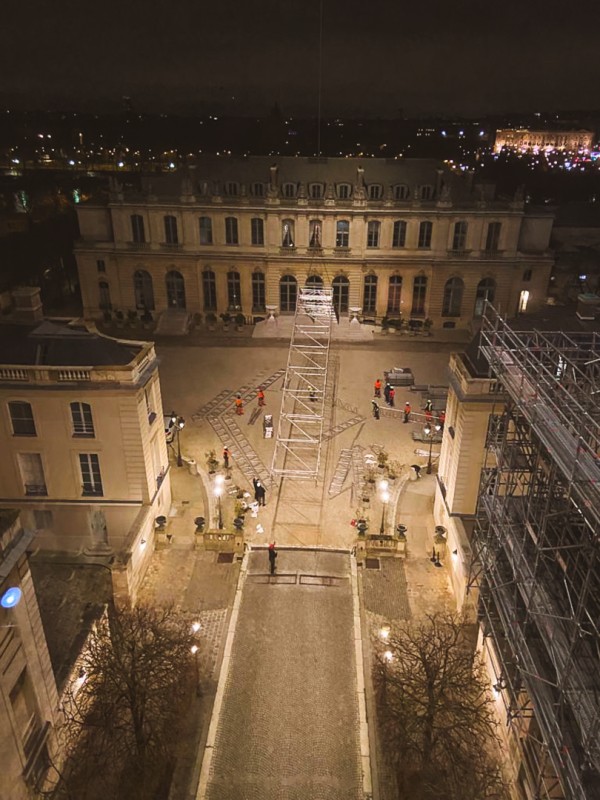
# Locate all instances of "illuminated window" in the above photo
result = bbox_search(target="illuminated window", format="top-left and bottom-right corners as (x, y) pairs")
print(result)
(282, 220), (295, 247)
(518, 290), (529, 313)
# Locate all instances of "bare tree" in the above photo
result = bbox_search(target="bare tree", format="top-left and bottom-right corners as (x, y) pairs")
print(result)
(373, 613), (509, 800)
(45, 604), (199, 800)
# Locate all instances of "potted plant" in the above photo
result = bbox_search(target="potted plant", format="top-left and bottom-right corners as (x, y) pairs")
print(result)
(220, 312), (231, 330)
(102, 309), (113, 324)
(206, 311), (217, 331)
(381, 316), (390, 334)
(192, 312), (203, 329)
(423, 318), (433, 336)
(205, 449), (219, 474)
(387, 460), (400, 482)
(127, 309), (139, 327)
(141, 309), (153, 329)
(235, 312), (245, 331)
(365, 466), (377, 484)
(115, 309), (125, 328)
(377, 449), (389, 472)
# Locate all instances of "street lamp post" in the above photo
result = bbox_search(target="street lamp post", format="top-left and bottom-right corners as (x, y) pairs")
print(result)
(214, 474), (225, 530)
(378, 479), (390, 535)
(424, 423), (442, 474)
(171, 411), (185, 467)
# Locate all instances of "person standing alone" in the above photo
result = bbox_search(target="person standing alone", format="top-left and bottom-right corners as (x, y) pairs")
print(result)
(257, 387), (266, 407)
(268, 542), (277, 574)
(223, 446), (230, 469)
(404, 402), (411, 423)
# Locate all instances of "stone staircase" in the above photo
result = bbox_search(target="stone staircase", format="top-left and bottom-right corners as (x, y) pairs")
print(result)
(155, 308), (191, 336)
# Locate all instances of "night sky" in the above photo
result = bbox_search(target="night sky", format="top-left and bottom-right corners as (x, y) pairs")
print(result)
(1, 0), (599, 116)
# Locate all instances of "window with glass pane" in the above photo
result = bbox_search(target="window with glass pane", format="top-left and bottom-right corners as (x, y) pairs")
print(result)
(474, 278), (495, 316)
(336, 220), (349, 247)
(99, 281), (111, 310)
(310, 184), (323, 199)
(131, 214), (145, 243)
(394, 184), (409, 200)
(418, 221), (432, 249)
(96, 259), (106, 273)
(282, 220), (294, 247)
(283, 183), (296, 198)
(251, 218), (264, 245)
(309, 220), (322, 247)
(452, 221), (468, 250)
(363, 274), (377, 313)
(9, 401), (36, 435)
(420, 185), (434, 200)
(227, 271), (241, 310)
(411, 276), (427, 315)
(251, 183), (264, 197)
(485, 222), (501, 251)
(252, 272), (266, 311)
(225, 182), (239, 196)
(387, 276), (402, 313)
(70, 402), (94, 437)
(368, 185), (382, 200)
(225, 217), (238, 245)
(367, 221), (380, 248)
(79, 453), (103, 496)
(199, 217), (213, 245)
(442, 277), (464, 316)
(392, 220), (407, 248)
(164, 215), (178, 244)
(337, 184), (351, 199)
(18, 453), (46, 495)
(202, 270), (217, 310)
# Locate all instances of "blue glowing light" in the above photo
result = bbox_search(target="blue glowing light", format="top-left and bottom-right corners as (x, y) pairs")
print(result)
(1, 587), (22, 608)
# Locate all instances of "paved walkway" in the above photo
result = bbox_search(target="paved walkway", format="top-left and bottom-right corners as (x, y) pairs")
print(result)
(200, 550), (364, 800)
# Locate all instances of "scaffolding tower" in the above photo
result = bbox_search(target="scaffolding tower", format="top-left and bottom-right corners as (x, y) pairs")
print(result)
(271, 288), (334, 479)
(471, 305), (600, 800)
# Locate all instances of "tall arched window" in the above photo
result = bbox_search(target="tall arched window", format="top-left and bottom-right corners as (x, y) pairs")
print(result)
(305, 275), (324, 288)
(363, 274), (377, 314)
(387, 276), (402, 313)
(332, 275), (350, 314)
(474, 278), (495, 316)
(131, 214), (145, 243)
(280, 275), (297, 313)
(442, 277), (464, 317)
(227, 270), (241, 310)
(166, 270), (186, 308)
(411, 276), (427, 315)
(202, 270), (216, 311)
(282, 220), (295, 247)
(133, 269), (154, 310)
(99, 281), (111, 310)
(252, 272), (265, 311)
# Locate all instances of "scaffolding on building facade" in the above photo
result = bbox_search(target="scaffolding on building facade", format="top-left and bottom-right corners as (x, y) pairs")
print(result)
(470, 304), (600, 800)
(271, 288), (334, 479)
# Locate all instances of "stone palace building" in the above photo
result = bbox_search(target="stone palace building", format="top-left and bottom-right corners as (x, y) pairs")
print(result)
(75, 157), (554, 331)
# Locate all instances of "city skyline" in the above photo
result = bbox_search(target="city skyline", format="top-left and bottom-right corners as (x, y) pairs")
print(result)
(1, 0), (599, 117)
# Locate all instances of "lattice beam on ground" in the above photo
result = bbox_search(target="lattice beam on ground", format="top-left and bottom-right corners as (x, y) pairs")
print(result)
(271, 289), (333, 479)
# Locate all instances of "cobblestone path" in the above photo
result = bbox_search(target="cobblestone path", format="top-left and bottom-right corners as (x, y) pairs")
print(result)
(204, 549), (363, 800)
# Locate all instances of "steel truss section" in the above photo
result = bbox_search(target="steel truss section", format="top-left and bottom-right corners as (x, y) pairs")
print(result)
(271, 288), (334, 479)
(469, 304), (600, 800)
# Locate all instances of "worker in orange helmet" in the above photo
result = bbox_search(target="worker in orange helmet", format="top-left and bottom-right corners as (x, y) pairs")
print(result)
(257, 387), (266, 407)
(235, 394), (244, 415)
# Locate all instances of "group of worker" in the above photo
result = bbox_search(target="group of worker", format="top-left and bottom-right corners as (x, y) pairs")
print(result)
(373, 378), (445, 428)
(234, 387), (266, 415)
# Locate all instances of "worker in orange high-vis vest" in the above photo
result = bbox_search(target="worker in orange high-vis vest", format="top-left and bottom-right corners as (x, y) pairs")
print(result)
(235, 394), (244, 415)
(374, 378), (381, 398)
(403, 402), (411, 423)
(257, 388), (266, 407)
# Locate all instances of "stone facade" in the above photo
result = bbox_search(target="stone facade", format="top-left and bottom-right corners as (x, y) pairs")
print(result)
(75, 156), (554, 330)
(494, 128), (594, 153)
(0, 323), (172, 604)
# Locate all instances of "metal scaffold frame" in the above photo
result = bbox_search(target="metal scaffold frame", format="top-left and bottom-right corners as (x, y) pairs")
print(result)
(470, 304), (600, 800)
(271, 288), (334, 479)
